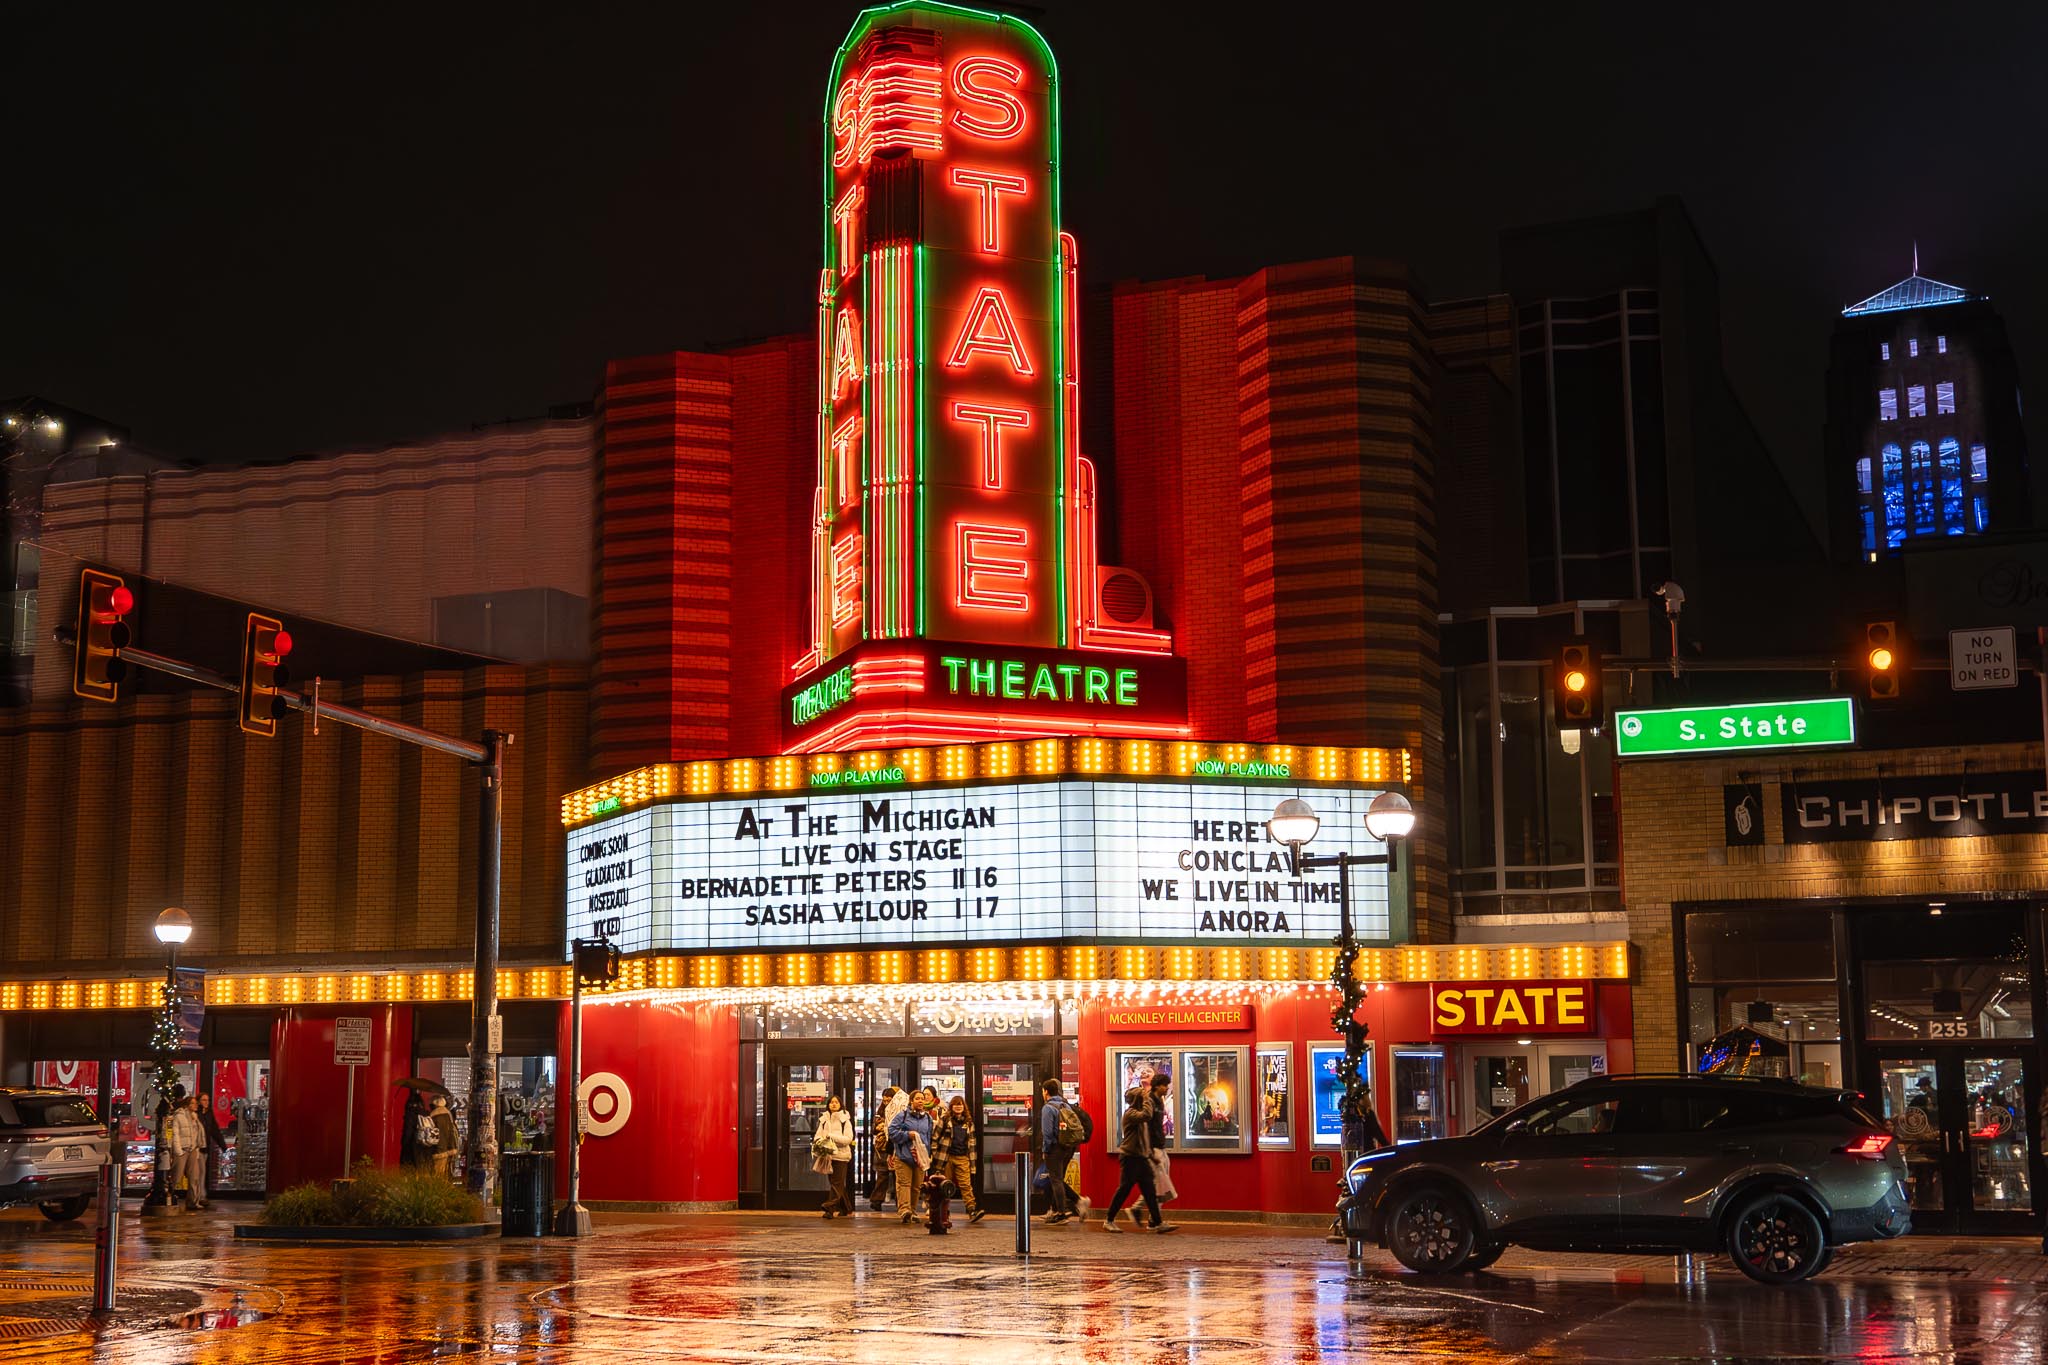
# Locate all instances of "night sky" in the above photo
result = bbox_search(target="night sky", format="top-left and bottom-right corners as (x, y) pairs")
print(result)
(8, 2), (2045, 529)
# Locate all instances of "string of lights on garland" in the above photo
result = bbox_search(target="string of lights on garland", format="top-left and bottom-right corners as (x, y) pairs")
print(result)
(1328, 929), (1369, 1131)
(147, 978), (183, 1103)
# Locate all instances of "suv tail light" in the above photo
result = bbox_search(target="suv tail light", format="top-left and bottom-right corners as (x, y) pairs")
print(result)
(1840, 1133), (1893, 1159)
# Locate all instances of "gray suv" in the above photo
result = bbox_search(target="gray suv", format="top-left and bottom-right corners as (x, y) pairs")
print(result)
(0, 1088), (107, 1221)
(1346, 1075), (1910, 1284)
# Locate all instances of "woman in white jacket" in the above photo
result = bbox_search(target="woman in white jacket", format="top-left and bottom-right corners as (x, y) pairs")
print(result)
(817, 1095), (857, 1217)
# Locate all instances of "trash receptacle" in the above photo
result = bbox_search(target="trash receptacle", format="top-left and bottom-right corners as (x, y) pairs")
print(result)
(500, 1151), (553, 1238)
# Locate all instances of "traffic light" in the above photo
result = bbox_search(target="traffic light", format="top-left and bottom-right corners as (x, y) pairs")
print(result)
(1864, 621), (1903, 702)
(72, 568), (133, 703)
(574, 939), (621, 986)
(239, 613), (294, 737)
(1554, 637), (1603, 731)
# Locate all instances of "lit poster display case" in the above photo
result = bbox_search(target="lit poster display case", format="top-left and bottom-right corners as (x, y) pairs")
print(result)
(1255, 1044), (1292, 1150)
(1105, 1046), (1251, 1154)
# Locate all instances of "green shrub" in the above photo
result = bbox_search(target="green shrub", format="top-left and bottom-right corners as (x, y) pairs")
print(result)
(261, 1158), (483, 1227)
(261, 1182), (340, 1226)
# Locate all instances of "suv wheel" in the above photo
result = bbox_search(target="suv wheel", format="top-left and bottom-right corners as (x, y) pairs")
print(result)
(38, 1196), (91, 1222)
(1464, 1240), (1506, 1272)
(1386, 1184), (1476, 1274)
(1724, 1192), (1826, 1285)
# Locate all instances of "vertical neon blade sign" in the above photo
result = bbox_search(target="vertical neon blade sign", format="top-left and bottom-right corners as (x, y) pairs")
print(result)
(812, 2), (1065, 669)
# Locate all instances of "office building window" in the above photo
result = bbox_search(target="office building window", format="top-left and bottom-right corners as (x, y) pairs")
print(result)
(1936, 381), (1956, 415)
(1975, 495), (1990, 531)
(1881, 443), (1906, 547)
(1909, 441), (1936, 534)
(1971, 444), (1988, 481)
(1856, 457), (1872, 494)
(1879, 388), (1898, 421)
(1881, 342), (1891, 361)
(1861, 507), (1876, 555)
(1909, 338), (1920, 358)
(1937, 335), (1948, 354)
(1939, 438), (1965, 533)
(1908, 385), (1928, 417)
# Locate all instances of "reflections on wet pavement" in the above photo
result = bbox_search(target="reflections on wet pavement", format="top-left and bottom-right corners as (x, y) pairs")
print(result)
(0, 1211), (2044, 1363)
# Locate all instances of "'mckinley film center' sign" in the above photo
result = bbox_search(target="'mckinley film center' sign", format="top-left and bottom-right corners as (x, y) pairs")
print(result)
(568, 777), (1393, 955)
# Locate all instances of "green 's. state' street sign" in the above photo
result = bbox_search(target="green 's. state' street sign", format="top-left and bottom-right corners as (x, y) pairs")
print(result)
(1613, 697), (1856, 758)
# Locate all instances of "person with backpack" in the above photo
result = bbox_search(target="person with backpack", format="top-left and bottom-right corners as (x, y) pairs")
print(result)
(1101, 1087), (1176, 1233)
(1038, 1078), (1089, 1225)
(888, 1090), (934, 1224)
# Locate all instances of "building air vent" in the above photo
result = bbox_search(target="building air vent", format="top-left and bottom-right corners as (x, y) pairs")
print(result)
(1095, 567), (1155, 628)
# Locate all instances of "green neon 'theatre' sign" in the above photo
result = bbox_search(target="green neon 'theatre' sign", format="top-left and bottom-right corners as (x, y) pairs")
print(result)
(1613, 697), (1856, 758)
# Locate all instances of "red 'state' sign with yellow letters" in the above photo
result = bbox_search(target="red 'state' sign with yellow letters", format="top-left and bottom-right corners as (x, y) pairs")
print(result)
(1428, 981), (1595, 1036)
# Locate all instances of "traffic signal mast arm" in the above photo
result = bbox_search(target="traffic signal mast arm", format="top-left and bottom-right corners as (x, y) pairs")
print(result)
(72, 633), (488, 762)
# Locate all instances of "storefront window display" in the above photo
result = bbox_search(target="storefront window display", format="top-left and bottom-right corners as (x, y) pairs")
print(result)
(415, 1054), (558, 1175)
(209, 1060), (271, 1193)
(1255, 1045), (1292, 1149)
(1687, 983), (1843, 1087)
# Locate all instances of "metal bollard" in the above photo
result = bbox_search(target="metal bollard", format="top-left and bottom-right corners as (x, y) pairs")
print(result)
(1014, 1151), (1032, 1257)
(92, 1132), (122, 1315)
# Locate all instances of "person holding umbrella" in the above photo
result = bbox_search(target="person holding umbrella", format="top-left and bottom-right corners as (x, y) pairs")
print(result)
(396, 1078), (452, 1170)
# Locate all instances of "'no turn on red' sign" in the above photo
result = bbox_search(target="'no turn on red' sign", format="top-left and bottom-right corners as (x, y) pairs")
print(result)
(1949, 627), (2017, 691)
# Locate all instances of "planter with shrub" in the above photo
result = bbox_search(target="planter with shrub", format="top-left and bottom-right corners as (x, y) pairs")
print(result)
(236, 1159), (493, 1242)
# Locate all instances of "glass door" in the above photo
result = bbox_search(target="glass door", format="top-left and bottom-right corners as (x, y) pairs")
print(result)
(1873, 1051), (2035, 1233)
(1465, 1047), (1534, 1130)
(975, 1057), (1042, 1213)
(1391, 1046), (1447, 1143)
(850, 1056), (912, 1210)
(767, 1058), (837, 1210)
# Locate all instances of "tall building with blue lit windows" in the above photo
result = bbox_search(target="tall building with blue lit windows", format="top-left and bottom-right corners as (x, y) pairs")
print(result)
(1826, 261), (2032, 561)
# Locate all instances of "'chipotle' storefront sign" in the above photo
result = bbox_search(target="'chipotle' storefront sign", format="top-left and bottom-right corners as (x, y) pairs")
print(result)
(1429, 981), (1595, 1036)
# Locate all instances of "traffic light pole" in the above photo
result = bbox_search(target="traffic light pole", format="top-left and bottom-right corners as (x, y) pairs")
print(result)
(467, 732), (503, 1205)
(62, 628), (508, 1204)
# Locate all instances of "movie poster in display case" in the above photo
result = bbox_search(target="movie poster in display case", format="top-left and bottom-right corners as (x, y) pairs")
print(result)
(1256, 1044), (1292, 1149)
(1179, 1048), (1248, 1152)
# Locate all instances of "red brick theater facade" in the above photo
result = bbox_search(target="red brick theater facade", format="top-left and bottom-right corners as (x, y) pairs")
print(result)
(554, 2), (1629, 1218)
(0, 1), (1635, 1218)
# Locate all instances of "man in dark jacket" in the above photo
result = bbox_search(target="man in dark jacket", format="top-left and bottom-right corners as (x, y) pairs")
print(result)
(1146, 1071), (1172, 1150)
(1102, 1087), (1175, 1233)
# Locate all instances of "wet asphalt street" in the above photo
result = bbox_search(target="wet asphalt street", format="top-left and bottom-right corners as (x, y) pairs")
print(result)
(3, 1207), (2046, 1363)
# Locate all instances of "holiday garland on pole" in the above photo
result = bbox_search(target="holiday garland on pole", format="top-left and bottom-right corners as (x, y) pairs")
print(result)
(1328, 923), (1368, 1131)
(148, 977), (183, 1100)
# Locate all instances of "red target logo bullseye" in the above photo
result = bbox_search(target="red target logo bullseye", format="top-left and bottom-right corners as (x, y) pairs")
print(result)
(577, 1072), (632, 1137)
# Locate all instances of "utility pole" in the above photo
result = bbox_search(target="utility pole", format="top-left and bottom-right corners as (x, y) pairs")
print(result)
(467, 731), (505, 1202)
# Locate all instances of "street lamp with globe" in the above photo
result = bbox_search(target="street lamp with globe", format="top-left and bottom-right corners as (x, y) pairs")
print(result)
(1267, 791), (1413, 1246)
(143, 908), (193, 1209)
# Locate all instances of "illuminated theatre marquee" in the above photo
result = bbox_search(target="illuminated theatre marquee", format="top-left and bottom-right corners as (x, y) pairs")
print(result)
(562, 741), (1414, 957)
(786, 1), (1181, 753)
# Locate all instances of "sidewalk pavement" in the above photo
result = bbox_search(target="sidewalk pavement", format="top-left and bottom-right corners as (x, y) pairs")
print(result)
(585, 1207), (2048, 1283)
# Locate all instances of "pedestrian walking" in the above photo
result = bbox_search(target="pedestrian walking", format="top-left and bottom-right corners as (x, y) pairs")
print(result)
(1102, 1087), (1175, 1233)
(1038, 1078), (1089, 1225)
(166, 1095), (208, 1210)
(868, 1086), (899, 1209)
(933, 1095), (986, 1224)
(429, 1095), (459, 1180)
(816, 1095), (856, 1217)
(889, 1090), (933, 1224)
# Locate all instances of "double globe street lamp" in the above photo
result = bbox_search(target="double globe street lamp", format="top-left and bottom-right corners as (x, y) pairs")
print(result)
(1268, 791), (1414, 1236)
(143, 907), (193, 1210)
